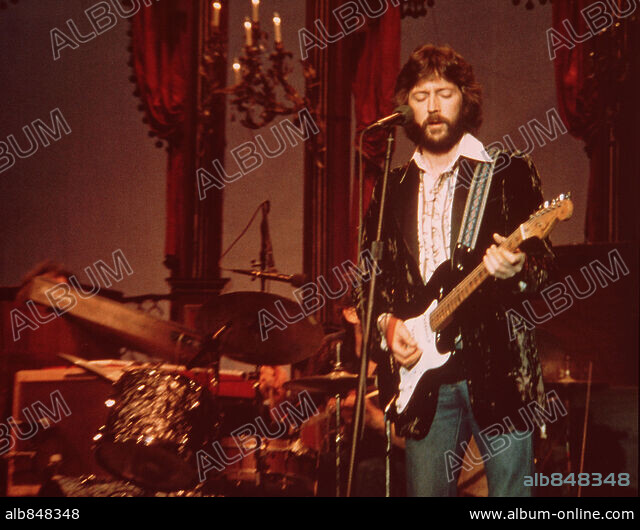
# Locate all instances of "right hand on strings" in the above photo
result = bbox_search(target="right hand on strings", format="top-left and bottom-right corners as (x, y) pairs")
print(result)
(379, 314), (422, 368)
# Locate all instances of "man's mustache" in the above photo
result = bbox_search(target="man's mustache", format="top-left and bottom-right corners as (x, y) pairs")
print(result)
(422, 115), (450, 127)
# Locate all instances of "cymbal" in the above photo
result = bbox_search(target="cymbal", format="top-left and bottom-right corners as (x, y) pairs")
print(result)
(546, 376), (608, 388)
(195, 291), (324, 366)
(284, 370), (375, 395)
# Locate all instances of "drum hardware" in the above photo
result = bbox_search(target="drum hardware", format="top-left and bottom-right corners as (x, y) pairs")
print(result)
(185, 321), (231, 407)
(537, 358), (606, 496)
(26, 279), (324, 368)
(249, 390), (320, 496)
(58, 326), (231, 494)
(195, 291), (325, 366)
(26, 277), (327, 495)
(92, 367), (219, 493)
(333, 342), (343, 497)
(283, 342), (379, 497)
(383, 395), (396, 498)
(282, 372), (375, 396)
(185, 322), (230, 370)
(257, 437), (318, 496)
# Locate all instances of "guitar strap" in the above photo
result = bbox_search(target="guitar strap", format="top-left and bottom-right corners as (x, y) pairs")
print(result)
(455, 148), (499, 253)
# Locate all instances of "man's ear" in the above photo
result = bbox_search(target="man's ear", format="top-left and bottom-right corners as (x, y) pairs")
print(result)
(342, 307), (359, 325)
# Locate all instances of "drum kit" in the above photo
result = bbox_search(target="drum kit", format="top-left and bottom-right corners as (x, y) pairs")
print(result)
(24, 277), (372, 497)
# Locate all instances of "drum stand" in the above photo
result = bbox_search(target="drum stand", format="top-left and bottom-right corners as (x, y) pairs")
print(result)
(333, 342), (343, 497)
(186, 322), (229, 371)
(383, 396), (396, 498)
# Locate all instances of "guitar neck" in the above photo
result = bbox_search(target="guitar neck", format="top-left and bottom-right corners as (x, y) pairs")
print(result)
(429, 229), (525, 332)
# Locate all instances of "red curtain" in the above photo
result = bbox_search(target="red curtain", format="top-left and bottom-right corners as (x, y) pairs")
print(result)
(552, 1), (601, 241)
(351, 6), (401, 257)
(552, 0), (638, 242)
(552, 1), (592, 140)
(130, 3), (194, 266)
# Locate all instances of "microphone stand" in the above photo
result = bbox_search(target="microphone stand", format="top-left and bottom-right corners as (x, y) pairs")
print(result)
(346, 130), (395, 497)
(384, 395), (396, 497)
(333, 342), (343, 497)
(258, 201), (274, 293)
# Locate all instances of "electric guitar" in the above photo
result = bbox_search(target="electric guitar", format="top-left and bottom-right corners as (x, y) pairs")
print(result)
(389, 194), (573, 436)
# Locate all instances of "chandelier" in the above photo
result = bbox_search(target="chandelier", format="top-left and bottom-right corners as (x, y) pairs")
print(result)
(399, 0), (434, 18)
(205, 0), (316, 130)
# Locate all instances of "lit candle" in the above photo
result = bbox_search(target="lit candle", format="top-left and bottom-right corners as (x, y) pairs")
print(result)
(244, 18), (253, 46)
(232, 60), (241, 84)
(252, 0), (260, 23)
(273, 13), (282, 44)
(212, 2), (221, 29)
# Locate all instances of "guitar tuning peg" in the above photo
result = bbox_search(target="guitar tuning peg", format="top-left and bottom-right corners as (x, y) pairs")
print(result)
(559, 193), (565, 201)
(543, 201), (549, 208)
(567, 191), (572, 199)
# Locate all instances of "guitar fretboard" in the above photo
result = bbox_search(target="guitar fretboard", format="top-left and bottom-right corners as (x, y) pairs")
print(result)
(429, 230), (524, 331)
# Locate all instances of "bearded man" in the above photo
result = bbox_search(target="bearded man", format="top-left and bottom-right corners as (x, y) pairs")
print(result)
(357, 44), (556, 497)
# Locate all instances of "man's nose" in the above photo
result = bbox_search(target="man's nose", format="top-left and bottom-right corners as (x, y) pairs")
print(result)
(427, 94), (440, 113)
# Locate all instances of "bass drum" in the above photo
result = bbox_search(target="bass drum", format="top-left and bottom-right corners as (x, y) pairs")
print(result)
(94, 368), (218, 492)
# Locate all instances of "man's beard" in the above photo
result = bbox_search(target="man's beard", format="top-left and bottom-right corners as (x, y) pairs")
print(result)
(405, 113), (466, 154)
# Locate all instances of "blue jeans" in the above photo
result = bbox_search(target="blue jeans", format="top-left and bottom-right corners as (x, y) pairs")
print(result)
(405, 380), (533, 497)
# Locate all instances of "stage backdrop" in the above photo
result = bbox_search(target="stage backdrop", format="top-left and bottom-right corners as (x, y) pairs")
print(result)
(0, 0), (166, 296)
(1, 0), (588, 298)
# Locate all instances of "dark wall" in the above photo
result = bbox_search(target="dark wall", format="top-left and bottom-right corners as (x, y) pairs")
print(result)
(0, 1), (166, 296)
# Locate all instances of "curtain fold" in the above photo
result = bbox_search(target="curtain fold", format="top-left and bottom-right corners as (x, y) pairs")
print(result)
(130, 3), (193, 264)
(351, 6), (402, 257)
(552, 0), (638, 242)
(552, 0), (590, 139)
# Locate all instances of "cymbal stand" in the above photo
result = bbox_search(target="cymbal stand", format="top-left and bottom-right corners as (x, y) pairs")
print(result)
(384, 396), (396, 498)
(185, 322), (230, 371)
(333, 342), (343, 497)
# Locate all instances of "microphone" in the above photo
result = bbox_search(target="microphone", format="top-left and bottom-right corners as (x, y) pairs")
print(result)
(366, 105), (414, 130)
(230, 269), (308, 288)
(258, 200), (275, 292)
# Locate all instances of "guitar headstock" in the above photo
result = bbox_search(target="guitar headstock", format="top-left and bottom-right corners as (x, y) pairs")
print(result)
(520, 193), (573, 241)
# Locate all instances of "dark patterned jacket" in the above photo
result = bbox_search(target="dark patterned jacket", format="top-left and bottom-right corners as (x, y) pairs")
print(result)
(357, 149), (557, 439)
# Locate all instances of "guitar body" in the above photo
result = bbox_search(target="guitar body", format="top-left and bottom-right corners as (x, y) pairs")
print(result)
(376, 194), (573, 439)
(393, 364), (450, 439)
(389, 260), (465, 438)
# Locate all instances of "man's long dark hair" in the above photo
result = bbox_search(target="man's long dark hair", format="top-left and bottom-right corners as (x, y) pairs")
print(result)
(394, 44), (483, 136)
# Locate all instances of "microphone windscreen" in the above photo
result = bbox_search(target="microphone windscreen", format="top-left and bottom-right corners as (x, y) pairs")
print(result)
(393, 105), (414, 126)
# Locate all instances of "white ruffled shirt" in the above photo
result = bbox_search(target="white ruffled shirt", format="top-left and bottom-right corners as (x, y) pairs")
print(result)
(379, 133), (491, 351)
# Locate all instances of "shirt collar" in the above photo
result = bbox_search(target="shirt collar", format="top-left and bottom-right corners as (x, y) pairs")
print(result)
(411, 133), (492, 175)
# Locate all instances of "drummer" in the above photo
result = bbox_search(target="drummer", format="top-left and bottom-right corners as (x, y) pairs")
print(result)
(258, 290), (406, 496)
